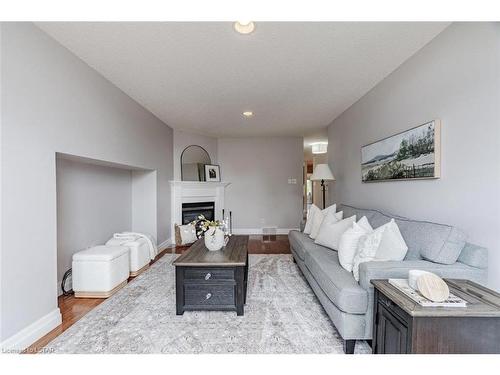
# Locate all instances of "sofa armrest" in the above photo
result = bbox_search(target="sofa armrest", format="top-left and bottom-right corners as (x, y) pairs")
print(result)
(358, 260), (487, 290)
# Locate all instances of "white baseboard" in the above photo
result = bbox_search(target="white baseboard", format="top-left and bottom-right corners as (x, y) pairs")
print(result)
(1, 308), (62, 353)
(232, 228), (298, 235)
(57, 279), (62, 296)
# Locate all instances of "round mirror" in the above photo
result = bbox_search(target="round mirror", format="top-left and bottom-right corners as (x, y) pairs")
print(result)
(181, 145), (211, 181)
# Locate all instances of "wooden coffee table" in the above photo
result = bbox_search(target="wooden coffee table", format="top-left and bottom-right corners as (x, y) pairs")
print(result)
(173, 235), (249, 316)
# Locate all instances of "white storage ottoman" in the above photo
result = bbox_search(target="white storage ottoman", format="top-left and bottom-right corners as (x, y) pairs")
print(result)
(106, 237), (150, 276)
(72, 245), (130, 298)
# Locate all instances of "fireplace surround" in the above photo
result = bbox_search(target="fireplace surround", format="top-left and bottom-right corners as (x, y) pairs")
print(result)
(169, 181), (231, 244)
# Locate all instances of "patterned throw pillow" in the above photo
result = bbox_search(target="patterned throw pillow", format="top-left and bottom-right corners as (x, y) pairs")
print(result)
(352, 223), (388, 281)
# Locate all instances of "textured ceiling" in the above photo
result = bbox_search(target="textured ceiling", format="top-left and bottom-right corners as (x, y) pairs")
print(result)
(36, 22), (449, 137)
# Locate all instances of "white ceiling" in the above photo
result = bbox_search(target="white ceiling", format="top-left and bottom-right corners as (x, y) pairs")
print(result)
(36, 22), (449, 137)
(303, 127), (329, 160)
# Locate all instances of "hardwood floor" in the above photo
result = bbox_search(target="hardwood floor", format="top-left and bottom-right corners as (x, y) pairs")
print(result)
(24, 234), (291, 353)
(23, 294), (104, 353)
(23, 247), (174, 353)
(248, 234), (291, 254)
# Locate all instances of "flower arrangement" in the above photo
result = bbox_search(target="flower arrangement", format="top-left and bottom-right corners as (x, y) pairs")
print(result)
(192, 214), (229, 251)
(192, 215), (224, 238)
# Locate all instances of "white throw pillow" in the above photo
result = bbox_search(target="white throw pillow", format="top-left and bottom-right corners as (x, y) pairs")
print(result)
(323, 209), (343, 228)
(309, 209), (325, 239)
(314, 214), (356, 250)
(356, 216), (373, 232)
(338, 216), (373, 272)
(322, 203), (337, 216)
(179, 223), (197, 245)
(323, 209), (343, 224)
(375, 219), (408, 261)
(352, 223), (389, 281)
(303, 204), (321, 234)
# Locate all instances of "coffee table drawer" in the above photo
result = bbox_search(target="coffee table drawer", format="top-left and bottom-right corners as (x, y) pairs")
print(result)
(184, 284), (235, 306)
(184, 268), (234, 281)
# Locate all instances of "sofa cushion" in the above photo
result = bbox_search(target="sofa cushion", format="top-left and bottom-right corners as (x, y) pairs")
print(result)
(305, 246), (368, 314)
(339, 204), (466, 264)
(288, 230), (325, 261)
(457, 243), (488, 269)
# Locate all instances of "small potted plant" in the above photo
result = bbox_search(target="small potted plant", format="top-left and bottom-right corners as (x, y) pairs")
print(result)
(193, 215), (227, 251)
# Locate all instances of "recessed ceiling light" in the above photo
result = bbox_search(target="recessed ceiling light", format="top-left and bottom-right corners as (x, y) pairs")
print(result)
(234, 21), (255, 35)
(242, 111), (253, 117)
(311, 142), (328, 154)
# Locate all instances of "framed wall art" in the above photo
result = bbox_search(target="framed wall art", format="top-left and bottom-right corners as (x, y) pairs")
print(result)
(361, 120), (441, 182)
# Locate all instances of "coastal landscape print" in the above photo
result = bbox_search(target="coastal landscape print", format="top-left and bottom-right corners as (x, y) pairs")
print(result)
(361, 120), (440, 182)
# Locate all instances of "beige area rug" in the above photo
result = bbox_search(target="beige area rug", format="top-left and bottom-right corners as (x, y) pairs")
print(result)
(46, 254), (371, 354)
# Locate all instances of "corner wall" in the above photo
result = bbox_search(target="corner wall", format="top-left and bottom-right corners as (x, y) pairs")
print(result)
(173, 129), (218, 180)
(1, 23), (173, 346)
(217, 137), (303, 232)
(327, 23), (500, 290)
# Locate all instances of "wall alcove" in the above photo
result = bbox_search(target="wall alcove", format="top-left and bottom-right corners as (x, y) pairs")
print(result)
(55, 152), (157, 294)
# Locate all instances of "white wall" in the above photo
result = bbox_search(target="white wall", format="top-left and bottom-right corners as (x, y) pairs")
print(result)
(173, 129), (218, 180)
(1, 23), (173, 345)
(0, 24), (3, 345)
(217, 137), (303, 232)
(56, 157), (133, 292)
(131, 169), (157, 240)
(327, 23), (500, 290)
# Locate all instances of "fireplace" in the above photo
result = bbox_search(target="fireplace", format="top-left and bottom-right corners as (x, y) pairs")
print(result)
(170, 181), (230, 244)
(182, 201), (215, 224)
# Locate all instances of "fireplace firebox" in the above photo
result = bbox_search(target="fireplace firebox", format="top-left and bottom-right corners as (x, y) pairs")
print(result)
(182, 202), (215, 224)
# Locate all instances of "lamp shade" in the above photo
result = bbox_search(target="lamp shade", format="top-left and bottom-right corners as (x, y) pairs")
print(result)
(310, 164), (335, 181)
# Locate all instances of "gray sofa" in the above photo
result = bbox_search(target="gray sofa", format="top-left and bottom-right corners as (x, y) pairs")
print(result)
(289, 204), (488, 354)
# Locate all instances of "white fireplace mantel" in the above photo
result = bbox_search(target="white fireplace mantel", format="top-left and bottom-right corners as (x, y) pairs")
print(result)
(169, 181), (231, 188)
(169, 181), (231, 243)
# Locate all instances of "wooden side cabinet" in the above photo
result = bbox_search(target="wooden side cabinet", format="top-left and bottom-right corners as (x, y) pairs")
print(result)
(372, 279), (500, 354)
(375, 300), (409, 354)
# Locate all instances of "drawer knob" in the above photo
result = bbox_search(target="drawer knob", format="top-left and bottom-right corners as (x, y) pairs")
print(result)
(205, 273), (212, 280)
(206, 293), (212, 300)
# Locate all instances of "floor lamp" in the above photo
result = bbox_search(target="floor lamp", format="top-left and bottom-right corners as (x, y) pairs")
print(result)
(310, 164), (335, 209)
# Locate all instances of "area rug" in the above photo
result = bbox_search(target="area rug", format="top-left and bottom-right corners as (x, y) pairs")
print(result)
(46, 254), (371, 354)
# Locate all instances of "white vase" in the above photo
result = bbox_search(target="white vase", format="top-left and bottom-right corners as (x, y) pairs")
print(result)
(204, 227), (225, 251)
